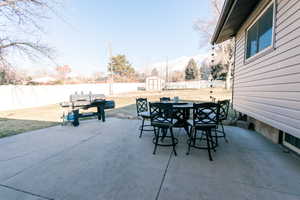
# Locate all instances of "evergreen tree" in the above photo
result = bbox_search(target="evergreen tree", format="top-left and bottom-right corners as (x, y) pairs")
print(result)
(185, 58), (198, 80)
(108, 54), (135, 77)
(211, 64), (227, 80)
(151, 68), (159, 76)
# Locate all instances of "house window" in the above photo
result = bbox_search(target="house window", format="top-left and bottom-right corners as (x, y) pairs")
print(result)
(284, 133), (300, 149)
(246, 3), (274, 59)
(283, 133), (300, 154)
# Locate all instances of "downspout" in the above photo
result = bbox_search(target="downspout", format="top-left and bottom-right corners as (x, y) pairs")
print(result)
(231, 36), (237, 109)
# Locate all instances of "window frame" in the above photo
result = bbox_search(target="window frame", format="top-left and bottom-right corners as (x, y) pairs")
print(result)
(244, 0), (276, 62)
(283, 133), (300, 155)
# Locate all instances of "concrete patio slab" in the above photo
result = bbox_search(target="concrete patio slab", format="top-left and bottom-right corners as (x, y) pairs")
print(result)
(159, 170), (300, 200)
(0, 118), (299, 200)
(165, 127), (300, 195)
(0, 121), (108, 181)
(0, 185), (46, 200)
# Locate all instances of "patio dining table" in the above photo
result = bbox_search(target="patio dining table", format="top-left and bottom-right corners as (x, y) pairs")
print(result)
(153, 101), (194, 135)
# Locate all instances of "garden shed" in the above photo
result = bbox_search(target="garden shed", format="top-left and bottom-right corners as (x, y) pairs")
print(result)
(145, 76), (165, 91)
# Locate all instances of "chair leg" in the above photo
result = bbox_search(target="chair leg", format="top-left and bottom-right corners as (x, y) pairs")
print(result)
(153, 126), (156, 136)
(153, 128), (159, 155)
(186, 127), (193, 155)
(139, 118), (145, 138)
(214, 127), (219, 147)
(206, 130), (213, 161)
(184, 125), (190, 137)
(210, 130), (216, 152)
(161, 128), (167, 142)
(193, 129), (197, 146)
(170, 128), (177, 156)
(221, 121), (228, 143)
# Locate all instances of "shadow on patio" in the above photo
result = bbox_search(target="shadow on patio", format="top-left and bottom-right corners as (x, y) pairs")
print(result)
(0, 118), (299, 200)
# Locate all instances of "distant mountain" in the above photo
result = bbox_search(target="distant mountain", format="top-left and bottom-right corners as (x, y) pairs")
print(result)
(141, 54), (209, 75)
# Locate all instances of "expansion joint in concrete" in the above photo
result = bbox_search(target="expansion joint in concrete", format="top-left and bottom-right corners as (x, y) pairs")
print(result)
(0, 184), (55, 200)
(155, 151), (173, 200)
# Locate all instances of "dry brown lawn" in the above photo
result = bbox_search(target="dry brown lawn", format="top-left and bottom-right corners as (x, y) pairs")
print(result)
(0, 88), (231, 138)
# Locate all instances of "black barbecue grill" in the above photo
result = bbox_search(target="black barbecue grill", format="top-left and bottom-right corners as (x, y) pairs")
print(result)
(60, 93), (115, 126)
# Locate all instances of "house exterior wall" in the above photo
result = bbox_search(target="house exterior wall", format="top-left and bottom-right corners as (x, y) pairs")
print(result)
(233, 0), (300, 139)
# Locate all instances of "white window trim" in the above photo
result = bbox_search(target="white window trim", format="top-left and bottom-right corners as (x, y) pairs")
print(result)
(244, 0), (276, 62)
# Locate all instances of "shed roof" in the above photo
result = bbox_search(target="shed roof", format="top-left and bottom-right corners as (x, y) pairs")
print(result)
(211, 0), (260, 44)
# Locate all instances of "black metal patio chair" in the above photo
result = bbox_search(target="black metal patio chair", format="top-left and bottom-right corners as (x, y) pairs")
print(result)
(150, 102), (178, 156)
(136, 98), (153, 138)
(186, 102), (220, 161)
(214, 100), (230, 144)
(160, 97), (171, 102)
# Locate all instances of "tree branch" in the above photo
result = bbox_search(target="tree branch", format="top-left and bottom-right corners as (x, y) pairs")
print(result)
(0, 0), (60, 74)
(0, 0), (44, 8)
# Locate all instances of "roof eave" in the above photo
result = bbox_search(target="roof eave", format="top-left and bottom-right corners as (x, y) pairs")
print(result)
(211, 0), (260, 44)
(210, 0), (235, 45)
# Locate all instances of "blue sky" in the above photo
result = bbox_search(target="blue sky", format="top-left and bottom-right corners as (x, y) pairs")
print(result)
(32, 0), (213, 75)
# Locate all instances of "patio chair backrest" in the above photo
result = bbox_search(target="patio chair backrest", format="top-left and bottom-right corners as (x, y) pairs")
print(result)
(136, 98), (148, 116)
(192, 103), (220, 127)
(149, 102), (174, 128)
(160, 97), (171, 102)
(218, 100), (230, 121)
(172, 103), (191, 120)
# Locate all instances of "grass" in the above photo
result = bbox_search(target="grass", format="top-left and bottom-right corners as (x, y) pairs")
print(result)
(0, 118), (58, 138)
(0, 88), (232, 138)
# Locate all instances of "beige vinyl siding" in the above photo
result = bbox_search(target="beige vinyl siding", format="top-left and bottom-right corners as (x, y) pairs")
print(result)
(233, 0), (300, 138)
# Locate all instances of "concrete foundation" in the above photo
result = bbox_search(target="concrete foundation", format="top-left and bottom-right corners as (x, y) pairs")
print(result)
(247, 116), (280, 144)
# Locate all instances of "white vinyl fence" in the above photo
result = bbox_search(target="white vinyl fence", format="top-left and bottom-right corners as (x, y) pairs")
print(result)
(0, 83), (144, 111)
(0, 81), (225, 111)
(165, 80), (225, 90)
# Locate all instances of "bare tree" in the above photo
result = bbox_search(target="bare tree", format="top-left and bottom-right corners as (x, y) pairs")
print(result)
(194, 0), (234, 90)
(194, 0), (223, 46)
(55, 64), (71, 81)
(92, 71), (105, 82)
(0, 0), (61, 82)
(212, 39), (235, 90)
(171, 71), (184, 82)
(151, 68), (159, 77)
